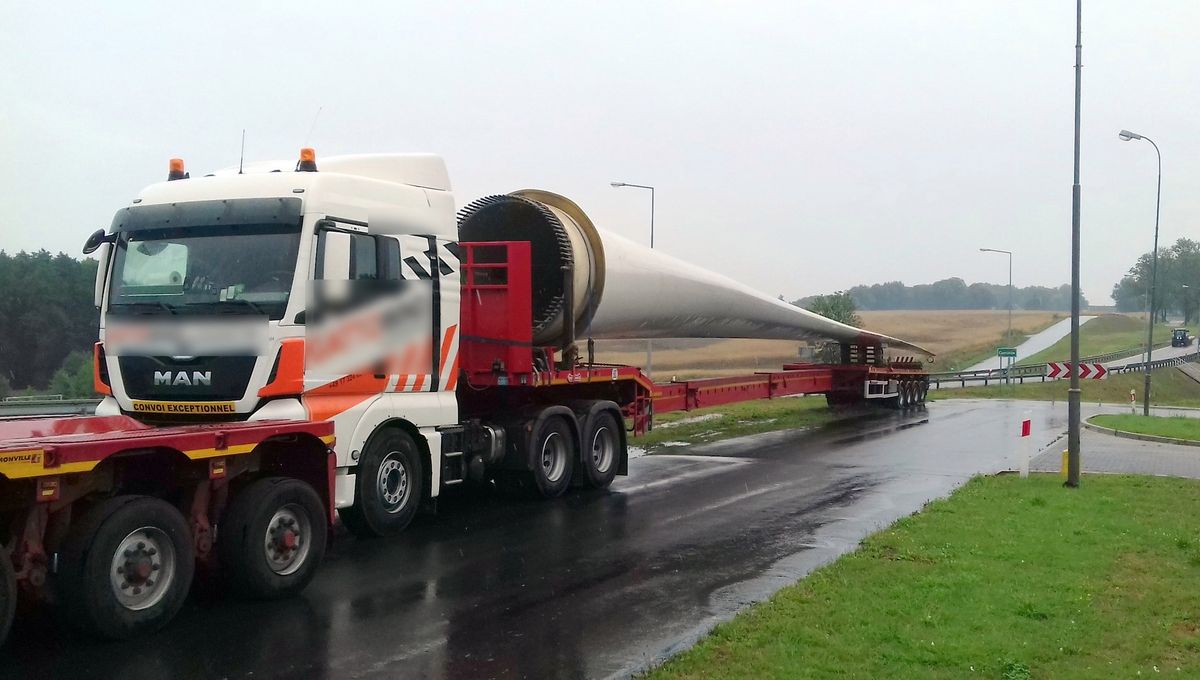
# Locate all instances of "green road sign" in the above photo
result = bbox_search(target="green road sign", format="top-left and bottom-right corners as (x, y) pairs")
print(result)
(998, 347), (1017, 358)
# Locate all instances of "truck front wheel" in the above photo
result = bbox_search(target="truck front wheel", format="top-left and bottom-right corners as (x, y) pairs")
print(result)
(0, 545), (15, 646)
(340, 429), (425, 538)
(219, 477), (328, 599)
(57, 496), (195, 640)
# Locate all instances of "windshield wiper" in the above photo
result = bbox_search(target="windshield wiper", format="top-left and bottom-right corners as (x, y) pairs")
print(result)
(211, 298), (268, 315)
(113, 300), (179, 315)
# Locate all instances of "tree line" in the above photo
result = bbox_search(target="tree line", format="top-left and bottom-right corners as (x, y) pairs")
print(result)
(795, 278), (1084, 311)
(0, 251), (99, 397)
(1112, 238), (1200, 323)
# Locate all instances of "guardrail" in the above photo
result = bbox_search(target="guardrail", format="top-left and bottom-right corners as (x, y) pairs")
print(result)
(929, 365), (1048, 389)
(0, 399), (101, 417)
(1108, 350), (1200, 374)
(929, 348), (1200, 389)
(2, 394), (65, 402)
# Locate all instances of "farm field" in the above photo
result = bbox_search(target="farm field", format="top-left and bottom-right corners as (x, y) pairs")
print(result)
(592, 310), (1064, 379)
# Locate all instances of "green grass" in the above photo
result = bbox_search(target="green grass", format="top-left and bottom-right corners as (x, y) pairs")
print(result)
(1091, 413), (1200, 441)
(636, 397), (835, 450)
(935, 328), (1041, 373)
(1020, 315), (1173, 366)
(933, 365), (1200, 407)
(937, 338), (1024, 373)
(646, 474), (1200, 679)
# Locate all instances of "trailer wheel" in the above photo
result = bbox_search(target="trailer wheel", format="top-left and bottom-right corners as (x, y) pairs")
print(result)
(0, 547), (15, 646)
(340, 429), (425, 538)
(581, 410), (621, 489)
(219, 477), (327, 599)
(530, 415), (576, 498)
(57, 496), (194, 640)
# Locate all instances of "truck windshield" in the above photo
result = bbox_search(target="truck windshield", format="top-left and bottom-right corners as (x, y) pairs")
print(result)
(107, 224), (301, 320)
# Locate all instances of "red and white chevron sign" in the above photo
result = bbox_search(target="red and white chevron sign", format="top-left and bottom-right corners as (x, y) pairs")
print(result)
(1046, 362), (1108, 379)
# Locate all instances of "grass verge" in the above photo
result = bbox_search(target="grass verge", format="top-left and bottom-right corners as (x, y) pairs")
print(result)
(932, 365), (1200, 407)
(635, 397), (835, 450)
(1090, 413), (1200, 441)
(646, 474), (1200, 679)
(1020, 315), (1173, 366)
(933, 328), (1035, 372)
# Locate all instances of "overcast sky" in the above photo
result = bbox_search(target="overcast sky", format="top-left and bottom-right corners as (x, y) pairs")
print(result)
(2, 1), (1197, 304)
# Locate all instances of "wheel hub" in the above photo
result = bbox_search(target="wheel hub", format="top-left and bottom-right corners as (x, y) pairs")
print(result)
(377, 452), (410, 510)
(110, 528), (175, 611)
(541, 432), (566, 482)
(591, 427), (614, 474)
(264, 506), (311, 576)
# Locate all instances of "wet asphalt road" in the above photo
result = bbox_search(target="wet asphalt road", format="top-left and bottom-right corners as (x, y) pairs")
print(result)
(1, 399), (1063, 680)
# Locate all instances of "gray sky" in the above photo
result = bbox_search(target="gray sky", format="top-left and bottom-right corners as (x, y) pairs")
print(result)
(2, 1), (1197, 305)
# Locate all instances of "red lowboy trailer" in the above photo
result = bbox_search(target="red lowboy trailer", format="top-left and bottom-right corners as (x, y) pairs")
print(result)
(0, 416), (334, 642)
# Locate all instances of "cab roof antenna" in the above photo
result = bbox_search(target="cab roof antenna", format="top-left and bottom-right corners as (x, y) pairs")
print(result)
(304, 106), (323, 147)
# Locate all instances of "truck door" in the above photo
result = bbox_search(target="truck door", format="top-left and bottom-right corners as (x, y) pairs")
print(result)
(303, 223), (399, 423)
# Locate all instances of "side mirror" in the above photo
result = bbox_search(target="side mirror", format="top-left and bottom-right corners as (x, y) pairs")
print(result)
(93, 242), (111, 308)
(82, 228), (113, 255)
(320, 231), (352, 281)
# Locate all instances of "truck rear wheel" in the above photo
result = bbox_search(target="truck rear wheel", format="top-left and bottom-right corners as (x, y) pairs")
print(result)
(0, 547), (15, 646)
(57, 496), (194, 640)
(340, 429), (425, 538)
(581, 410), (621, 489)
(530, 415), (576, 498)
(219, 477), (327, 600)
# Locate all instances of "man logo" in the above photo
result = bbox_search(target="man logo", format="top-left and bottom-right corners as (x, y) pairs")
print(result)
(153, 370), (212, 387)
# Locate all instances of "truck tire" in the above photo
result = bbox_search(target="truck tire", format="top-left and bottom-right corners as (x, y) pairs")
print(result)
(219, 477), (327, 599)
(530, 415), (576, 498)
(57, 495), (194, 640)
(0, 547), (15, 646)
(581, 410), (621, 489)
(340, 429), (425, 538)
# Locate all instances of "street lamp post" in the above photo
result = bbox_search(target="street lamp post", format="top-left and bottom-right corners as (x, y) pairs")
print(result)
(1066, 0), (1082, 487)
(611, 181), (656, 376)
(980, 248), (1013, 382)
(1119, 129), (1163, 416)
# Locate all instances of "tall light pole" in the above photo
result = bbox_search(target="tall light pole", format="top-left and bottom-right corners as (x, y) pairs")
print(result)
(980, 248), (1013, 379)
(611, 181), (656, 375)
(1119, 129), (1162, 416)
(1066, 0), (1082, 488)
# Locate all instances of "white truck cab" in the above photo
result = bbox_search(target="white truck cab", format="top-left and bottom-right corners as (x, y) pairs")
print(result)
(92, 151), (465, 536)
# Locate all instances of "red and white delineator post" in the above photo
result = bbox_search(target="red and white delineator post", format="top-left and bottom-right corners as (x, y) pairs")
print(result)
(1018, 410), (1032, 478)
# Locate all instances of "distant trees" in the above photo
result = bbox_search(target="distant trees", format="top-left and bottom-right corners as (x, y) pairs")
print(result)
(1111, 238), (1200, 323)
(0, 250), (100, 391)
(49, 351), (96, 398)
(805, 291), (861, 326)
(796, 278), (1085, 312)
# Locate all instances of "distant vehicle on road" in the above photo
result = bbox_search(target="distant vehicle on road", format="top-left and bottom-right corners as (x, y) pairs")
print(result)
(1172, 328), (1192, 347)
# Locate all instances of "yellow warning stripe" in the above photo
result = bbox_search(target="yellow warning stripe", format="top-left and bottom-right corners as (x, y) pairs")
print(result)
(183, 442), (256, 461)
(0, 431), (332, 480)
